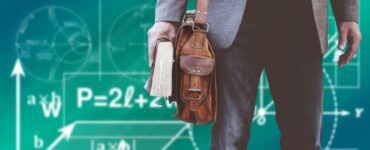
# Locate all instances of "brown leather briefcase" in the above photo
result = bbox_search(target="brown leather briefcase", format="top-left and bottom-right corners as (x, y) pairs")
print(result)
(168, 0), (217, 124)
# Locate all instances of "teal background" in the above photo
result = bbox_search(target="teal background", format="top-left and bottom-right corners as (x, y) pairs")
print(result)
(0, 0), (369, 149)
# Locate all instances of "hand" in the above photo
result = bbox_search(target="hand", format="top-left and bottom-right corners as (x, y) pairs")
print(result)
(147, 21), (177, 67)
(337, 21), (362, 67)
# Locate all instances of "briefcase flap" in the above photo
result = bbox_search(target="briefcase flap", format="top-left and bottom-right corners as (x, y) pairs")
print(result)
(180, 55), (215, 76)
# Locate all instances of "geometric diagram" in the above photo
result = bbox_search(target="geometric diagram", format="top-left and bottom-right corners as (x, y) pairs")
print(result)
(56, 121), (199, 150)
(252, 69), (357, 150)
(322, 17), (361, 89)
(15, 6), (92, 82)
(107, 4), (154, 81)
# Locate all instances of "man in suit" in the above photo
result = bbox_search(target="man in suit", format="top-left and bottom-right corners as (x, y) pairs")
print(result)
(148, 0), (361, 149)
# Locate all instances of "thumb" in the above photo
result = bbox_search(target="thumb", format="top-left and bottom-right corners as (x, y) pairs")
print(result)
(168, 30), (177, 42)
(338, 28), (348, 50)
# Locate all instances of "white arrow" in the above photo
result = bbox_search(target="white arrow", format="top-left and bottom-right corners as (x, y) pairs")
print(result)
(11, 59), (25, 150)
(47, 123), (76, 150)
(323, 110), (351, 116)
(254, 110), (351, 120)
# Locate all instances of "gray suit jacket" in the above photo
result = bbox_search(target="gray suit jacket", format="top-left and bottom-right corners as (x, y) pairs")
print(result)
(155, 0), (358, 54)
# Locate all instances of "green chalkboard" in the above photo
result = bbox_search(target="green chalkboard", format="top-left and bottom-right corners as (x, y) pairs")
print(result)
(0, 0), (369, 149)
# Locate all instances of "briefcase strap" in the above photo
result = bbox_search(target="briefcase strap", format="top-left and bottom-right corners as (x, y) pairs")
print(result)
(194, 0), (209, 24)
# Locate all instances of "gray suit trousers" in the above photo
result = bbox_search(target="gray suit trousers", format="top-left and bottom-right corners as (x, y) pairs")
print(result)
(211, 0), (323, 149)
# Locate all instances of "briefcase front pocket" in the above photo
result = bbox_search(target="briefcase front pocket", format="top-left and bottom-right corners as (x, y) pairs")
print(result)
(174, 55), (215, 124)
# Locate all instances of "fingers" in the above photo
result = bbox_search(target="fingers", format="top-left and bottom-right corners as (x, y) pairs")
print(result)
(168, 29), (177, 42)
(338, 26), (348, 50)
(147, 29), (156, 67)
(338, 53), (349, 67)
(147, 22), (177, 68)
(338, 29), (362, 67)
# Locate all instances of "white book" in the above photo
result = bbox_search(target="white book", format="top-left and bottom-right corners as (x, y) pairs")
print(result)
(145, 39), (174, 97)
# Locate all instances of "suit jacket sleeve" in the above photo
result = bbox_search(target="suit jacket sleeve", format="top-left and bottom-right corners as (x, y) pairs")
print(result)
(155, 0), (188, 23)
(331, 0), (359, 23)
